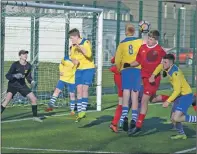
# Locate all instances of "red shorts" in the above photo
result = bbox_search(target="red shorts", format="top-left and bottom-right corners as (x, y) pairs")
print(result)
(114, 74), (123, 97)
(143, 75), (161, 96)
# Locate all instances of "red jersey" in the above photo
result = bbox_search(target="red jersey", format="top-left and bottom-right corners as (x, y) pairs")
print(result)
(136, 44), (166, 78)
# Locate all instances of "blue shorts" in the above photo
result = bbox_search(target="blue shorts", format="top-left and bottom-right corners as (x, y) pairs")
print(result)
(121, 68), (141, 91)
(75, 68), (95, 86)
(171, 93), (193, 114)
(56, 80), (75, 93)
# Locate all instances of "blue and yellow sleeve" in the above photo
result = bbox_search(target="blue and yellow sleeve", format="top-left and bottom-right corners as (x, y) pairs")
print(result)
(167, 72), (181, 103)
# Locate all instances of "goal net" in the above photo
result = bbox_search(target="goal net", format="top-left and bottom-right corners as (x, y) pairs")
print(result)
(0, 1), (103, 111)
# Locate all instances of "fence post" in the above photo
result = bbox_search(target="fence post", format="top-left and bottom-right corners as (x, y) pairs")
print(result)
(33, 1), (40, 95)
(176, 8), (181, 67)
(139, 0), (143, 38)
(158, 1), (162, 45)
(191, 9), (196, 87)
(0, 3), (5, 101)
(116, 0), (121, 48)
(64, 1), (70, 57)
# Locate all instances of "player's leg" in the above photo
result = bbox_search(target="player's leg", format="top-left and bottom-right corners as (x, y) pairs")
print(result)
(81, 68), (95, 112)
(119, 69), (132, 131)
(1, 92), (13, 113)
(75, 70), (83, 115)
(171, 94), (195, 139)
(129, 68), (141, 130)
(173, 94), (196, 123)
(1, 84), (17, 113)
(20, 85), (42, 122)
(68, 83), (76, 115)
(110, 74), (123, 132)
(192, 94), (196, 111)
(46, 80), (65, 110)
(129, 76), (161, 136)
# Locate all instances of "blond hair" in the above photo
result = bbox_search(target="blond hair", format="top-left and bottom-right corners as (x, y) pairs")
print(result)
(125, 23), (135, 36)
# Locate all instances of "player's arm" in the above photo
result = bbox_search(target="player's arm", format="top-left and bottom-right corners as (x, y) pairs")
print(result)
(114, 44), (122, 71)
(166, 72), (181, 103)
(77, 40), (92, 58)
(25, 65), (33, 84)
(5, 63), (16, 80)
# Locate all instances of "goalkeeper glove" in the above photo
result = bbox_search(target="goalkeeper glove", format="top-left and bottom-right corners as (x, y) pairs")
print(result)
(12, 73), (24, 79)
(31, 80), (36, 88)
(123, 63), (131, 68)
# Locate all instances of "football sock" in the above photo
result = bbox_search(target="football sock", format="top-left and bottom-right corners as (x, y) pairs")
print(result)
(81, 98), (88, 111)
(132, 109), (138, 122)
(112, 104), (122, 125)
(32, 105), (37, 117)
(185, 115), (197, 123)
(77, 99), (82, 113)
(49, 96), (57, 105)
(1, 105), (5, 114)
(136, 113), (146, 128)
(176, 122), (185, 135)
(70, 100), (75, 111)
(119, 106), (128, 125)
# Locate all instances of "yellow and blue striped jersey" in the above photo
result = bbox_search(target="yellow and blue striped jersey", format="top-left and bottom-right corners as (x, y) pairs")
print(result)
(166, 65), (192, 103)
(115, 37), (143, 71)
(59, 56), (77, 84)
(70, 38), (95, 70)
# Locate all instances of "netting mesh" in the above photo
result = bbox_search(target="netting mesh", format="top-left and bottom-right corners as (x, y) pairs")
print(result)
(2, 4), (100, 108)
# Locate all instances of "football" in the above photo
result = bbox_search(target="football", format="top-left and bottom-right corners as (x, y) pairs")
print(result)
(139, 20), (151, 33)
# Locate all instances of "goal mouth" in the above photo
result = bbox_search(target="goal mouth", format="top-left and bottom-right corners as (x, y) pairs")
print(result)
(0, 1), (103, 111)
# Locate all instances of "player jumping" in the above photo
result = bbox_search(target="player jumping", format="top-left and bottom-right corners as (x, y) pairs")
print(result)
(69, 28), (95, 121)
(150, 54), (197, 139)
(124, 30), (166, 136)
(115, 23), (143, 131)
(46, 56), (79, 116)
(1, 50), (42, 122)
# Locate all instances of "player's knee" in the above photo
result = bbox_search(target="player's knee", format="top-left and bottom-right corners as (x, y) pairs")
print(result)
(54, 88), (61, 96)
(30, 96), (37, 105)
(172, 115), (179, 122)
(70, 93), (75, 100)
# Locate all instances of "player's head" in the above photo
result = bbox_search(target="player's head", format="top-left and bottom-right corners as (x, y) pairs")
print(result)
(18, 50), (28, 61)
(69, 28), (80, 44)
(162, 54), (175, 70)
(125, 23), (135, 36)
(147, 30), (160, 46)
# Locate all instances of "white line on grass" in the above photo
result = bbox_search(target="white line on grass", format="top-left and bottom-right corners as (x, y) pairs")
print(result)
(1, 103), (162, 123)
(174, 147), (196, 154)
(2, 147), (121, 154)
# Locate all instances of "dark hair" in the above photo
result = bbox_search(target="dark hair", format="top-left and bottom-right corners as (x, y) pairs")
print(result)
(148, 30), (160, 40)
(163, 53), (175, 63)
(68, 28), (80, 37)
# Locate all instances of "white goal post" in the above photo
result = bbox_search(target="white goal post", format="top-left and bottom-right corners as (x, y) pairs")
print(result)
(0, 1), (103, 111)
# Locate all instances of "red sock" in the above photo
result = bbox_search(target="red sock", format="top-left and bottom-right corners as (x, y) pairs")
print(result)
(193, 105), (197, 111)
(136, 114), (146, 128)
(112, 104), (122, 125)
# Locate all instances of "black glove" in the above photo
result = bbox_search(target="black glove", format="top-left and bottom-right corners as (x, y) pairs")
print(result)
(123, 63), (131, 68)
(12, 73), (24, 79)
(162, 71), (167, 78)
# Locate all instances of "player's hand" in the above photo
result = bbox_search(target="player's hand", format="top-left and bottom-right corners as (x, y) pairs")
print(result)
(60, 72), (63, 76)
(72, 59), (79, 65)
(123, 63), (131, 68)
(31, 80), (36, 88)
(163, 101), (169, 108)
(13, 73), (24, 79)
(149, 75), (155, 83)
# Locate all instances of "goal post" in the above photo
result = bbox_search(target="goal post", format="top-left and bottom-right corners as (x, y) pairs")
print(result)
(0, 1), (103, 111)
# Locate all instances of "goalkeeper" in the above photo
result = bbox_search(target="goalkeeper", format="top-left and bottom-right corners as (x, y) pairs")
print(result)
(46, 56), (79, 116)
(1, 50), (42, 122)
